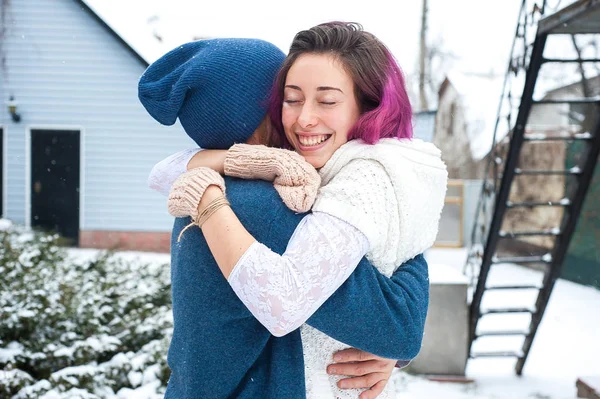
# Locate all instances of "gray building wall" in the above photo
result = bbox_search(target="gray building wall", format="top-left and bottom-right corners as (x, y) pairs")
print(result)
(413, 111), (436, 142)
(435, 80), (487, 180)
(1, 0), (194, 232)
(462, 179), (484, 248)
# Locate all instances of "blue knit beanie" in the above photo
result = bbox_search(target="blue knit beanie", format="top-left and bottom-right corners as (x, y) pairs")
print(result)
(138, 38), (285, 149)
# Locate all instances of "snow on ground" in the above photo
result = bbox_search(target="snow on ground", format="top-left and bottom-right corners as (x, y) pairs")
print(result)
(61, 246), (600, 398)
(396, 247), (600, 399)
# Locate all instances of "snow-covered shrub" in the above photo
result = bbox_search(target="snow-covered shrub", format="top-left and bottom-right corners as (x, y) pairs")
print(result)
(0, 222), (172, 398)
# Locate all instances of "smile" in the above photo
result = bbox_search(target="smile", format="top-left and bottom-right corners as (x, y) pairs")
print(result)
(296, 134), (332, 148)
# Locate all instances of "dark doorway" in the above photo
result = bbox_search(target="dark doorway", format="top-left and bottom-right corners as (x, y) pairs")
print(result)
(31, 129), (80, 245)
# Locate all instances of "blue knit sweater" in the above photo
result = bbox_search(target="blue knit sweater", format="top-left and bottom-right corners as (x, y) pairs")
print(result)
(165, 177), (429, 399)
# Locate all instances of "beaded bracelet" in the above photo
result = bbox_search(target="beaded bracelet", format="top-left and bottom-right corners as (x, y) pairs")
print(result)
(177, 196), (230, 242)
(196, 196), (230, 227)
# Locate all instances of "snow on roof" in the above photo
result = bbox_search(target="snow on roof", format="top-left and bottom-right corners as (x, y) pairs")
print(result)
(445, 31), (599, 161)
(80, 0), (195, 64)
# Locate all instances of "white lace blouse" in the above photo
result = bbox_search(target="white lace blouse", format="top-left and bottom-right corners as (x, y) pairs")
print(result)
(148, 149), (370, 337)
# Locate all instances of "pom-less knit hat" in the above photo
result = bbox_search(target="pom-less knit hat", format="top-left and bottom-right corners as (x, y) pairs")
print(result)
(138, 38), (285, 149)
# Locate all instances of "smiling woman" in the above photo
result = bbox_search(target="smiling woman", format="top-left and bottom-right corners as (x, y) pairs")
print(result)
(147, 22), (447, 399)
(269, 31), (413, 173)
(280, 53), (359, 168)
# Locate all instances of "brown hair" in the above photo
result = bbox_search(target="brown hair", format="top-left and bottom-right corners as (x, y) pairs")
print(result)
(268, 21), (413, 146)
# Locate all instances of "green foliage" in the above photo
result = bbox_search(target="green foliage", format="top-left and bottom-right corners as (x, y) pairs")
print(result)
(0, 223), (172, 398)
(563, 143), (600, 288)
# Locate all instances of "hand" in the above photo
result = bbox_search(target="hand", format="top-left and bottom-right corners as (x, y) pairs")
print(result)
(167, 167), (225, 219)
(224, 144), (320, 213)
(327, 348), (397, 399)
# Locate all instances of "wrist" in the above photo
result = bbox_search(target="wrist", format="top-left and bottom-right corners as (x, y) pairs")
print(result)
(198, 185), (225, 214)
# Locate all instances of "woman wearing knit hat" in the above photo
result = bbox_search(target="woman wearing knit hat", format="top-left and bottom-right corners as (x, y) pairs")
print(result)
(151, 23), (448, 399)
(140, 35), (431, 399)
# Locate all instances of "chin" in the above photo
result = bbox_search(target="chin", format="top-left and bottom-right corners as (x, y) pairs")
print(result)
(304, 155), (326, 169)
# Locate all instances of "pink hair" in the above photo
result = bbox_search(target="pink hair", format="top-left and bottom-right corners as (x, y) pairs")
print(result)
(269, 22), (413, 148)
(347, 51), (413, 143)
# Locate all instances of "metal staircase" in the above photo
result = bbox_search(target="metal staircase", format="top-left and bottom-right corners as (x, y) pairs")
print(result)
(465, 0), (600, 375)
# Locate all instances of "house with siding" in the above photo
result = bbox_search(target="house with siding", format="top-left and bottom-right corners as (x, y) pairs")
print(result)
(435, 72), (503, 180)
(0, 0), (197, 252)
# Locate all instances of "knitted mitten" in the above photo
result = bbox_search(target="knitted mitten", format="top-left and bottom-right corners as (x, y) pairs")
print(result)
(168, 167), (226, 220)
(224, 144), (321, 213)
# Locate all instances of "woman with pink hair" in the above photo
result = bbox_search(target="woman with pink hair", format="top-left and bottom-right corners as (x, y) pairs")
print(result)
(152, 22), (447, 398)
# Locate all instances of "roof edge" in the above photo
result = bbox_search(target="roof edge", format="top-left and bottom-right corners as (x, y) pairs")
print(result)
(75, 0), (149, 67)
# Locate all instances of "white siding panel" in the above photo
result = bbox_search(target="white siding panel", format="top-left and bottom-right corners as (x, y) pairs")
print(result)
(2, 0), (197, 231)
(4, 127), (27, 223)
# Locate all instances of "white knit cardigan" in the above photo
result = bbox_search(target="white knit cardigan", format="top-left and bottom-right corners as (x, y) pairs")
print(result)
(301, 138), (448, 399)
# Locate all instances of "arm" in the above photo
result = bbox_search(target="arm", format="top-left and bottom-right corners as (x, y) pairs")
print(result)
(188, 149), (227, 173)
(308, 253), (429, 361)
(317, 255), (429, 399)
(147, 148), (227, 196)
(197, 188), (427, 357)
(170, 161), (428, 352)
(168, 160), (401, 338)
(151, 144), (319, 212)
(195, 190), (429, 359)
(197, 186), (368, 336)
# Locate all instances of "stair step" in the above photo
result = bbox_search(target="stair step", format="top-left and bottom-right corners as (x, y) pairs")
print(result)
(470, 351), (524, 359)
(485, 284), (542, 290)
(499, 228), (560, 238)
(533, 96), (600, 105)
(475, 330), (530, 338)
(514, 166), (583, 175)
(492, 254), (553, 264)
(480, 307), (536, 315)
(523, 132), (592, 141)
(542, 57), (600, 63)
(506, 199), (571, 208)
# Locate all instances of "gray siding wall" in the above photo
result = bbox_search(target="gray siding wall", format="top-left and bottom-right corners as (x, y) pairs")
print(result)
(462, 179), (484, 248)
(413, 111), (436, 142)
(1, 0), (195, 231)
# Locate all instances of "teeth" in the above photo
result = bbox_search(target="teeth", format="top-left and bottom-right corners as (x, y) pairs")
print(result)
(298, 134), (329, 146)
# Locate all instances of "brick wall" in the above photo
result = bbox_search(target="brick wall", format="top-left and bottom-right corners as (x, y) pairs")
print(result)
(79, 230), (171, 253)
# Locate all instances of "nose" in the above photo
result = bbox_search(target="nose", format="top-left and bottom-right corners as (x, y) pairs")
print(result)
(297, 103), (318, 129)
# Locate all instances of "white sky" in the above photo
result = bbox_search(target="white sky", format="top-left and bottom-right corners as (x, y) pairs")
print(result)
(85, 0), (596, 159)
(82, 0), (529, 160)
(87, 0), (524, 76)
(87, 0), (591, 160)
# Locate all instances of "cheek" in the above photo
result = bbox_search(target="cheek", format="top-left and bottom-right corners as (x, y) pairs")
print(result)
(281, 107), (297, 131)
(281, 108), (298, 145)
(329, 109), (358, 140)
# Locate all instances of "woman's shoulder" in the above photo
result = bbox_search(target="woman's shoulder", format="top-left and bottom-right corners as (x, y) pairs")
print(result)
(320, 138), (445, 185)
(318, 140), (390, 184)
(326, 157), (389, 188)
(365, 139), (444, 167)
(334, 137), (441, 155)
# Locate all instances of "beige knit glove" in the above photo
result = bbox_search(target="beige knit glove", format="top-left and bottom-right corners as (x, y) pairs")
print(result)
(168, 167), (226, 220)
(224, 144), (321, 213)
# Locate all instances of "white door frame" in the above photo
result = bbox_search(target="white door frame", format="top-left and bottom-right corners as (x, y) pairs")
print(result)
(25, 125), (86, 231)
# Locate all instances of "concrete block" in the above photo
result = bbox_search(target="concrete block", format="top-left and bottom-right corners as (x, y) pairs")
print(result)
(408, 263), (469, 376)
